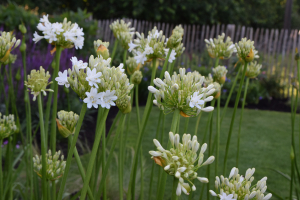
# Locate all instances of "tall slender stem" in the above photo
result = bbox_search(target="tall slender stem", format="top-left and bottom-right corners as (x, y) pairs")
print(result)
(215, 92), (221, 177)
(207, 112), (213, 200)
(171, 177), (179, 200)
(135, 85), (141, 131)
(127, 59), (157, 199)
(236, 78), (249, 167)
(0, 139), (2, 198)
(50, 46), (63, 153)
(289, 147), (295, 200)
(57, 103), (87, 200)
(119, 113), (125, 200)
(44, 73), (55, 146)
(79, 109), (109, 200)
(223, 62), (248, 175)
(51, 181), (56, 200)
(102, 128), (107, 200)
(194, 111), (203, 136)
(201, 100), (216, 144)
(184, 118), (189, 133)
(160, 49), (172, 79)
(221, 67), (241, 124)
(111, 40), (118, 61)
(37, 94), (47, 200)
(123, 50), (127, 68)
(139, 147), (144, 200)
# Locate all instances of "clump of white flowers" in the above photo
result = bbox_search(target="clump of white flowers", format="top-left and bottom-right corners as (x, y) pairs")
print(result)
(33, 150), (66, 181)
(126, 56), (141, 75)
(204, 73), (213, 86)
(0, 31), (20, 63)
(235, 38), (259, 62)
(129, 27), (167, 64)
(33, 14), (84, 49)
(110, 19), (135, 49)
(56, 110), (79, 138)
(205, 33), (236, 59)
(56, 54), (133, 110)
(131, 70), (143, 85)
(0, 113), (18, 140)
(149, 132), (215, 196)
(24, 66), (53, 101)
(245, 61), (262, 78)
(148, 68), (215, 117)
(213, 66), (228, 84)
(94, 40), (110, 59)
(209, 167), (272, 200)
(166, 25), (185, 58)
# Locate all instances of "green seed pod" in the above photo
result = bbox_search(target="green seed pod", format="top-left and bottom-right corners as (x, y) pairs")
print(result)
(19, 24), (27, 34)
(15, 68), (21, 81)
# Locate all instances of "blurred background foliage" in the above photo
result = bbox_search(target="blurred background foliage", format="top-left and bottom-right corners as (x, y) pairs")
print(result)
(1, 0), (300, 29)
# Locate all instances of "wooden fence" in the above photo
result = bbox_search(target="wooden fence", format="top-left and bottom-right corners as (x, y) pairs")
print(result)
(95, 18), (300, 98)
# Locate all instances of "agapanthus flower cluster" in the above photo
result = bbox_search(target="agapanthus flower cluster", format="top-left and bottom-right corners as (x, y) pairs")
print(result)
(213, 66), (228, 84)
(110, 19), (135, 49)
(209, 167), (272, 200)
(205, 33), (236, 59)
(33, 150), (66, 181)
(129, 27), (169, 64)
(245, 61), (262, 78)
(56, 110), (79, 138)
(149, 132), (215, 196)
(204, 73), (213, 86)
(94, 40), (110, 59)
(3, 54), (17, 65)
(235, 38), (259, 62)
(24, 66), (53, 101)
(166, 25), (185, 58)
(33, 15), (84, 49)
(126, 56), (141, 75)
(0, 31), (20, 63)
(131, 70), (143, 85)
(148, 68), (215, 117)
(0, 113), (18, 140)
(57, 55), (133, 110)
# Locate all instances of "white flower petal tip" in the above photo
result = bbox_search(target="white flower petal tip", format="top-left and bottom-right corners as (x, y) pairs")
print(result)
(197, 177), (209, 183)
(209, 190), (217, 196)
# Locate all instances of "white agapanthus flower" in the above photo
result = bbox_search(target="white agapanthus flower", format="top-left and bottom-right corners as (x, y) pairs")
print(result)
(219, 193), (236, 200)
(83, 88), (102, 109)
(86, 68), (102, 88)
(55, 70), (70, 88)
(34, 14), (85, 49)
(70, 57), (88, 73)
(118, 63), (125, 73)
(144, 44), (154, 55)
(189, 92), (214, 111)
(164, 48), (177, 63)
(99, 90), (118, 109)
(133, 51), (147, 65)
(128, 41), (138, 52)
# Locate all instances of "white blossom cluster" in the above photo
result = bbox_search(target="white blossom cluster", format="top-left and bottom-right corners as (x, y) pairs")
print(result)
(0, 31), (20, 64)
(33, 150), (66, 181)
(56, 110), (79, 138)
(235, 38), (259, 62)
(167, 25), (185, 57)
(110, 19), (135, 49)
(0, 113), (18, 140)
(149, 132), (215, 196)
(33, 14), (84, 49)
(56, 55), (133, 110)
(212, 65), (228, 84)
(148, 68), (215, 117)
(209, 167), (272, 200)
(128, 27), (173, 64)
(205, 33), (236, 59)
(245, 61), (262, 78)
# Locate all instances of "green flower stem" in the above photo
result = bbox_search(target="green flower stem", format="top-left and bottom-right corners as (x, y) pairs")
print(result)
(107, 111), (121, 143)
(156, 113), (165, 193)
(52, 181), (56, 200)
(111, 40), (119, 61)
(95, 113), (126, 199)
(171, 176), (179, 200)
(57, 103), (87, 200)
(201, 100), (216, 144)
(127, 59), (157, 200)
(223, 61), (248, 175)
(70, 136), (94, 200)
(194, 111), (203, 135)
(123, 50), (127, 68)
(297, 59), (300, 157)
(0, 139), (2, 198)
(207, 112), (213, 200)
(79, 109), (109, 200)
(168, 62), (176, 74)
(184, 117), (189, 133)
(50, 46), (63, 153)
(221, 67), (241, 124)
(236, 78), (249, 167)
(290, 147), (295, 200)
(157, 109), (181, 200)
(160, 49), (172, 79)
(48, 182), (51, 200)
(215, 92), (221, 177)
(102, 127), (107, 200)
(140, 147), (144, 200)
(37, 94), (48, 200)
(119, 114), (126, 200)
(136, 85), (141, 131)
(44, 73), (55, 145)
(147, 111), (162, 200)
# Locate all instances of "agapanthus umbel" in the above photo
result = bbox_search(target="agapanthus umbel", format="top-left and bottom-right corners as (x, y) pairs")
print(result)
(24, 66), (53, 101)
(129, 27), (167, 64)
(131, 70), (143, 85)
(148, 68), (215, 117)
(57, 55), (133, 110)
(245, 61), (262, 78)
(0, 31), (20, 63)
(110, 19), (135, 49)
(149, 132), (215, 196)
(126, 56), (141, 75)
(33, 150), (66, 181)
(209, 167), (272, 200)
(167, 25), (184, 49)
(56, 110), (79, 138)
(94, 40), (110, 59)
(205, 33), (236, 59)
(3, 53), (17, 65)
(0, 113), (18, 140)
(235, 38), (259, 62)
(213, 66), (228, 84)
(33, 14), (84, 49)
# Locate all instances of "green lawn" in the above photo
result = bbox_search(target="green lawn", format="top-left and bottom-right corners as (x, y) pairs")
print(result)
(62, 106), (297, 199)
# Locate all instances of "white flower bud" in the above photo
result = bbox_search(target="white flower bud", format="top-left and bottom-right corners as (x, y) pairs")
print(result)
(148, 86), (158, 93)
(201, 106), (214, 112)
(149, 151), (162, 156)
(202, 156), (215, 166)
(263, 193), (272, 200)
(176, 182), (182, 196)
(209, 190), (217, 196)
(200, 143), (207, 154)
(197, 177), (209, 183)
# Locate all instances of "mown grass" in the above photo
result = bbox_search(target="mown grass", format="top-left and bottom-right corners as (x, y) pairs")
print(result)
(33, 106), (296, 199)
